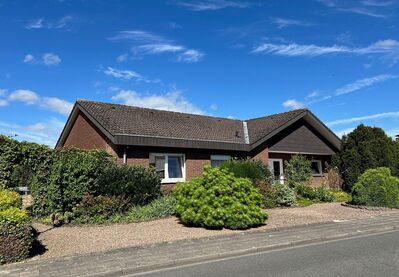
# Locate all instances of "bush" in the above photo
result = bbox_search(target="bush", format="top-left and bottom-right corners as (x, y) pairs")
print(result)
(330, 190), (352, 203)
(98, 164), (161, 206)
(352, 167), (399, 208)
(30, 148), (114, 217)
(295, 184), (335, 202)
(125, 195), (177, 222)
(0, 208), (32, 264)
(0, 190), (22, 211)
(174, 166), (267, 230)
(264, 182), (296, 208)
(284, 155), (312, 188)
(220, 159), (272, 184)
(73, 193), (132, 221)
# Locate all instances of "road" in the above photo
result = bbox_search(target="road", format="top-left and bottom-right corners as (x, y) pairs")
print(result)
(130, 230), (399, 277)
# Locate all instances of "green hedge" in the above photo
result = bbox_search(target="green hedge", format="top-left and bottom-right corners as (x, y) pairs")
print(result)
(295, 184), (336, 202)
(0, 135), (51, 189)
(98, 164), (161, 206)
(0, 202), (32, 264)
(174, 166), (267, 230)
(352, 167), (399, 208)
(0, 190), (22, 211)
(220, 159), (272, 183)
(30, 148), (114, 217)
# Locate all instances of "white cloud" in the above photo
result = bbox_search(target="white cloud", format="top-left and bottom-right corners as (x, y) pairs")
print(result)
(110, 30), (204, 63)
(362, 0), (395, 7)
(252, 39), (399, 57)
(319, 0), (393, 18)
(112, 89), (205, 114)
(108, 30), (166, 43)
(271, 17), (312, 29)
(133, 44), (185, 54)
(173, 0), (251, 11)
(8, 90), (40, 105)
(282, 99), (306, 110)
(306, 90), (319, 99)
(103, 67), (157, 83)
(116, 53), (129, 62)
(42, 53), (61, 66)
(5, 89), (72, 116)
(23, 54), (37, 64)
(327, 111), (399, 127)
(210, 104), (218, 111)
(42, 97), (73, 116)
(26, 123), (47, 132)
(23, 53), (61, 66)
(335, 74), (399, 95)
(0, 99), (8, 107)
(25, 16), (73, 30)
(177, 49), (205, 63)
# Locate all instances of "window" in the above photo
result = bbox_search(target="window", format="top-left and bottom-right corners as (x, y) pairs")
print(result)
(150, 153), (185, 183)
(269, 159), (284, 184)
(311, 160), (323, 176)
(210, 155), (231, 167)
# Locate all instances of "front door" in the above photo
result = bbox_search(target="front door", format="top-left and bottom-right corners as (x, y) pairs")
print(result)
(269, 159), (284, 184)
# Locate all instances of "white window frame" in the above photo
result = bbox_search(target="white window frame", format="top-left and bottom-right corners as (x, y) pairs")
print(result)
(210, 155), (231, 167)
(311, 160), (323, 177)
(149, 153), (186, 183)
(269, 158), (284, 184)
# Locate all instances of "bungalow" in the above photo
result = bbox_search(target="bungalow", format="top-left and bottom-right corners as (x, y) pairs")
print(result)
(56, 100), (341, 187)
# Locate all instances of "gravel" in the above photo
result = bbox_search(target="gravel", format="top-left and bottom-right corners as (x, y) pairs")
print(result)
(31, 203), (399, 261)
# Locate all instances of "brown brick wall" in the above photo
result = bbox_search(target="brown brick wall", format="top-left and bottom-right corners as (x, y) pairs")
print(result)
(250, 144), (269, 163)
(63, 112), (118, 156)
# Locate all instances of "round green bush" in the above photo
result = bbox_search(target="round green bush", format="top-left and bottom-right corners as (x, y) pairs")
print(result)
(0, 190), (22, 211)
(352, 167), (399, 208)
(174, 166), (267, 230)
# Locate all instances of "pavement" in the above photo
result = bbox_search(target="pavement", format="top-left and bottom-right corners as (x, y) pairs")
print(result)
(1, 213), (398, 277)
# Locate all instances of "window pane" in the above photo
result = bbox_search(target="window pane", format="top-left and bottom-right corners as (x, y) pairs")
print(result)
(168, 156), (183, 178)
(311, 162), (321, 175)
(273, 161), (281, 179)
(155, 156), (165, 179)
(211, 160), (226, 168)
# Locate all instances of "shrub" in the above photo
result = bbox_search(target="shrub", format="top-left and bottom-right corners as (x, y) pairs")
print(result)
(0, 208), (32, 264)
(0, 190), (22, 211)
(30, 148), (114, 217)
(264, 182), (296, 208)
(73, 193), (132, 221)
(330, 190), (352, 203)
(98, 164), (161, 206)
(352, 167), (399, 208)
(284, 155), (312, 188)
(174, 166), (267, 230)
(295, 184), (335, 202)
(125, 195), (176, 222)
(220, 159), (272, 184)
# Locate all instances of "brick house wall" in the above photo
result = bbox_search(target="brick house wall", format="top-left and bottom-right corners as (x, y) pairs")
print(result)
(63, 112), (119, 156)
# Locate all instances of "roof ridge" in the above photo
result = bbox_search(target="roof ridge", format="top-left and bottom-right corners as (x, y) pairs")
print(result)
(245, 108), (308, 122)
(77, 99), (244, 122)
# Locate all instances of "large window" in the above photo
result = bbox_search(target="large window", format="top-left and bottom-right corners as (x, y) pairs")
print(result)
(211, 155), (231, 168)
(311, 160), (323, 176)
(150, 153), (185, 183)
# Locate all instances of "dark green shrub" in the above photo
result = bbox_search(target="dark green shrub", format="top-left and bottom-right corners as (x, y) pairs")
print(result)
(30, 148), (114, 217)
(98, 164), (161, 206)
(73, 193), (132, 222)
(284, 155), (312, 188)
(220, 159), (272, 183)
(333, 125), (399, 191)
(352, 167), (399, 208)
(0, 190), (22, 211)
(0, 208), (32, 264)
(174, 166), (267, 230)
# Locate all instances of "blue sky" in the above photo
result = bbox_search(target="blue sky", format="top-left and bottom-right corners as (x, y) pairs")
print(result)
(1, 0), (399, 146)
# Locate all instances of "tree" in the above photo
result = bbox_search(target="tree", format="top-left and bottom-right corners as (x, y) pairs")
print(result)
(334, 125), (399, 191)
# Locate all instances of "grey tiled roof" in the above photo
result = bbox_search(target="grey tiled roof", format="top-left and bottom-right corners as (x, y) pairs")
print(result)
(77, 100), (307, 147)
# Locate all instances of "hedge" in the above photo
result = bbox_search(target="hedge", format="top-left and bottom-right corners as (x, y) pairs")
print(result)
(0, 189), (32, 264)
(30, 148), (114, 217)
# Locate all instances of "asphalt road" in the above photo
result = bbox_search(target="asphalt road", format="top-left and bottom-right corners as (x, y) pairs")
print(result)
(131, 230), (399, 277)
